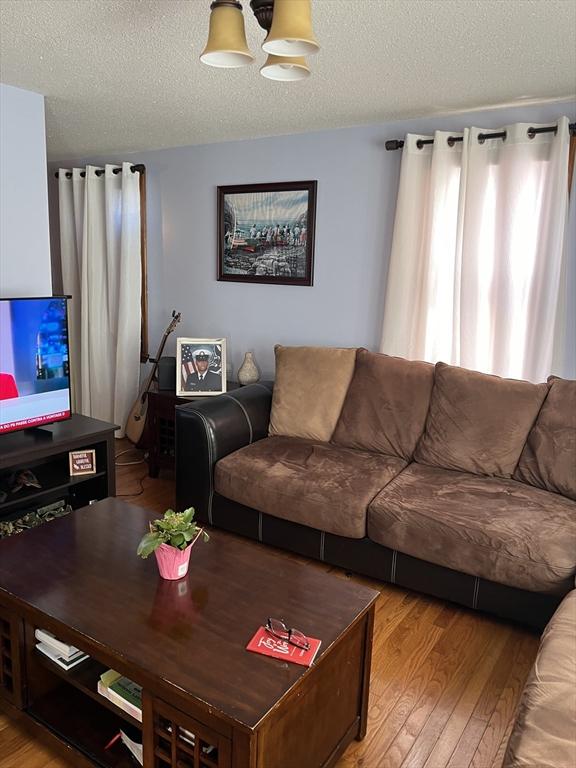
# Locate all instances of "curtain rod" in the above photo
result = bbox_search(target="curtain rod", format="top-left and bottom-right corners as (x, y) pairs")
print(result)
(54, 163), (145, 179)
(385, 122), (576, 151)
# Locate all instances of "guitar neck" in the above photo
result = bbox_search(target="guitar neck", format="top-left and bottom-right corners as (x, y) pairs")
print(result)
(140, 320), (179, 400)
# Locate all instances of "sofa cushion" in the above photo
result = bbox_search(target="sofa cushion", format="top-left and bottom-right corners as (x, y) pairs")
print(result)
(268, 345), (357, 442)
(503, 590), (576, 768)
(514, 376), (576, 500)
(367, 463), (576, 594)
(331, 349), (434, 460)
(215, 436), (407, 539)
(413, 362), (548, 477)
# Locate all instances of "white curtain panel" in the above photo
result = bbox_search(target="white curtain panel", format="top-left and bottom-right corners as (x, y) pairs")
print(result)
(59, 163), (141, 435)
(381, 117), (572, 382)
(551, 161), (576, 380)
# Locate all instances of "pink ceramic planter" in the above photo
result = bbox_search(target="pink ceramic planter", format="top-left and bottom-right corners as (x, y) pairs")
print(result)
(153, 529), (204, 580)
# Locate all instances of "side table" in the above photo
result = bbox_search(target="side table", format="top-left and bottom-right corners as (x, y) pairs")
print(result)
(147, 384), (238, 477)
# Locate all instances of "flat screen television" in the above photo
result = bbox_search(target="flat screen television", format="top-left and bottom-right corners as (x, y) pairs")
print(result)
(0, 296), (71, 435)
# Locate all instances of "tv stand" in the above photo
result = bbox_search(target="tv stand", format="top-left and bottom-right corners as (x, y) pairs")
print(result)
(0, 414), (118, 523)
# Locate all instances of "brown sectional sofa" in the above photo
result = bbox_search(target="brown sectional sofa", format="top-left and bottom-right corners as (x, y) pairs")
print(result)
(176, 346), (576, 629)
(504, 589), (576, 768)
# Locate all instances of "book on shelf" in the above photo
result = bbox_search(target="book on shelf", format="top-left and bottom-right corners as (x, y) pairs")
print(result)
(98, 669), (143, 722)
(35, 641), (89, 670)
(104, 729), (143, 766)
(35, 628), (81, 660)
(121, 730), (143, 766)
(246, 626), (322, 667)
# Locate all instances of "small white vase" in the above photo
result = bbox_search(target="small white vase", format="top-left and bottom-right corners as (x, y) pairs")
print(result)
(238, 352), (260, 386)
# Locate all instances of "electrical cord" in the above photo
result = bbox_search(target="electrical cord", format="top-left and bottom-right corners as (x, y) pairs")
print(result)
(116, 470), (148, 498)
(115, 446), (148, 496)
(115, 447), (147, 467)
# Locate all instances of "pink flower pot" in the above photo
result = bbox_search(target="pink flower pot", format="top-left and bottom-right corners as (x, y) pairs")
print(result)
(154, 543), (193, 580)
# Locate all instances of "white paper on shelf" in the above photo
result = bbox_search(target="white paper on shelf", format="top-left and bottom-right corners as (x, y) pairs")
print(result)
(35, 642), (89, 670)
(120, 730), (143, 766)
(35, 628), (80, 660)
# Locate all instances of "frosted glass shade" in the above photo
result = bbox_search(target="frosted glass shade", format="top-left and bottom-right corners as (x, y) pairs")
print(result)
(262, 0), (319, 57)
(200, 4), (254, 68)
(260, 54), (310, 81)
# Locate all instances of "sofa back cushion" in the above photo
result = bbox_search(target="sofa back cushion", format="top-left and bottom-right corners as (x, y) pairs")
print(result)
(332, 349), (434, 459)
(269, 345), (357, 442)
(514, 377), (576, 500)
(414, 362), (549, 477)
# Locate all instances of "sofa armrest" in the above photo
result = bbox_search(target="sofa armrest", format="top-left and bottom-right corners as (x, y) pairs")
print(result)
(175, 382), (273, 523)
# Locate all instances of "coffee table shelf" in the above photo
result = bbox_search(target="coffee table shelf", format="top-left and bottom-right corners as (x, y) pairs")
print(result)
(29, 684), (140, 768)
(33, 650), (143, 730)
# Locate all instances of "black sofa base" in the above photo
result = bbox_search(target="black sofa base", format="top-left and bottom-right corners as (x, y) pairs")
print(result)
(204, 493), (561, 630)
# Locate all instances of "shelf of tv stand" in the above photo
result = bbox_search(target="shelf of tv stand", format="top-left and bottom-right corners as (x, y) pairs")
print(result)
(0, 471), (107, 515)
(33, 650), (142, 730)
(0, 414), (117, 520)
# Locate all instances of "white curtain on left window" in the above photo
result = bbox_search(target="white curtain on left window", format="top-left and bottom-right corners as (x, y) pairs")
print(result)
(58, 164), (141, 436)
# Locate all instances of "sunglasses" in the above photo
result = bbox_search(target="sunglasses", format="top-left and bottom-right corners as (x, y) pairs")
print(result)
(265, 617), (310, 651)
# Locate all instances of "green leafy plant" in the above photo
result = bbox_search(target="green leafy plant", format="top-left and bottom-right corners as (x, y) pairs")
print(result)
(136, 508), (209, 558)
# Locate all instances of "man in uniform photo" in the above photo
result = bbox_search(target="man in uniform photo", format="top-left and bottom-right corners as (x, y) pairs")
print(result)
(185, 349), (222, 392)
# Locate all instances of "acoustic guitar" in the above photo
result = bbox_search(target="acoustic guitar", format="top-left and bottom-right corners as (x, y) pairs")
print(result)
(125, 310), (181, 445)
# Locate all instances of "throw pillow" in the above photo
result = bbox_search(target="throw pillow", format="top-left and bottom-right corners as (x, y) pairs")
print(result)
(514, 376), (576, 500)
(414, 362), (549, 477)
(332, 349), (434, 460)
(269, 345), (357, 442)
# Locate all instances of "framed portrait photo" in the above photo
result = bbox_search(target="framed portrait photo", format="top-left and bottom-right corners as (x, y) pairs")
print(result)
(217, 180), (317, 286)
(176, 338), (226, 397)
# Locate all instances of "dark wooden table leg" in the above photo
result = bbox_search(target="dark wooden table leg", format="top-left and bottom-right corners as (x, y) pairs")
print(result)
(357, 605), (375, 741)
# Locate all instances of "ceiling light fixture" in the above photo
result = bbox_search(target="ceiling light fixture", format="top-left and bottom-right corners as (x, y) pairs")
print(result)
(200, 0), (319, 81)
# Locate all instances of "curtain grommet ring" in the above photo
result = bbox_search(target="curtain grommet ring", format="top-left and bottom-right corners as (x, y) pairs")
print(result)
(447, 136), (456, 147)
(416, 139), (424, 150)
(478, 136), (485, 145)
(527, 127), (536, 140)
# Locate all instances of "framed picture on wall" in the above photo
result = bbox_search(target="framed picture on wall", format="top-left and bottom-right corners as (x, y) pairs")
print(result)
(176, 338), (227, 397)
(217, 180), (317, 286)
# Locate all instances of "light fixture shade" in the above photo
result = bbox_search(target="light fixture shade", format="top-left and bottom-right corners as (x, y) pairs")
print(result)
(200, 3), (254, 68)
(262, 0), (319, 57)
(260, 54), (310, 81)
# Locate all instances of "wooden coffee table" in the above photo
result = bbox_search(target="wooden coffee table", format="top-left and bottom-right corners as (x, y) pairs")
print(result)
(0, 498), (378, 768)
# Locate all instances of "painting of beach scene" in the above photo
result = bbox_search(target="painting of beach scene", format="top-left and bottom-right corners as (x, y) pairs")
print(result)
(217, 181), (317, 285)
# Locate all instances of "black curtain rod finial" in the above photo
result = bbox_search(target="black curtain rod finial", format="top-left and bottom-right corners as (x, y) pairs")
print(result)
(385, 139), (405, 151)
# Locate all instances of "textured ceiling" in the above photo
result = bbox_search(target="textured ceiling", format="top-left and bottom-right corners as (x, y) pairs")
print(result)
(0, 0), (575, 160)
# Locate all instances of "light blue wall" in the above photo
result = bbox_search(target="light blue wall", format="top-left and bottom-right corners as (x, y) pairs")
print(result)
(1, 83), (52, 298)
(48, 100), (575, 379)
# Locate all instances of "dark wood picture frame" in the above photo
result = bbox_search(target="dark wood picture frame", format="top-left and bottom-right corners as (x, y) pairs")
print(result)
(217, 181), (317, 286)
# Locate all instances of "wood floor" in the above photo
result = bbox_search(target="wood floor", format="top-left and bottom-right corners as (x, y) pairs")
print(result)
(0, 444), (539, 768)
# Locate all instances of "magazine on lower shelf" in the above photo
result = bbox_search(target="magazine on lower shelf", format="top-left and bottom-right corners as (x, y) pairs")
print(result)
(35, 628), (82, 661)
(121, 730), (143, 766)
(35, 641), (89, 670)
(98, 669), (143, 722)
(104, 729), (143, 766)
